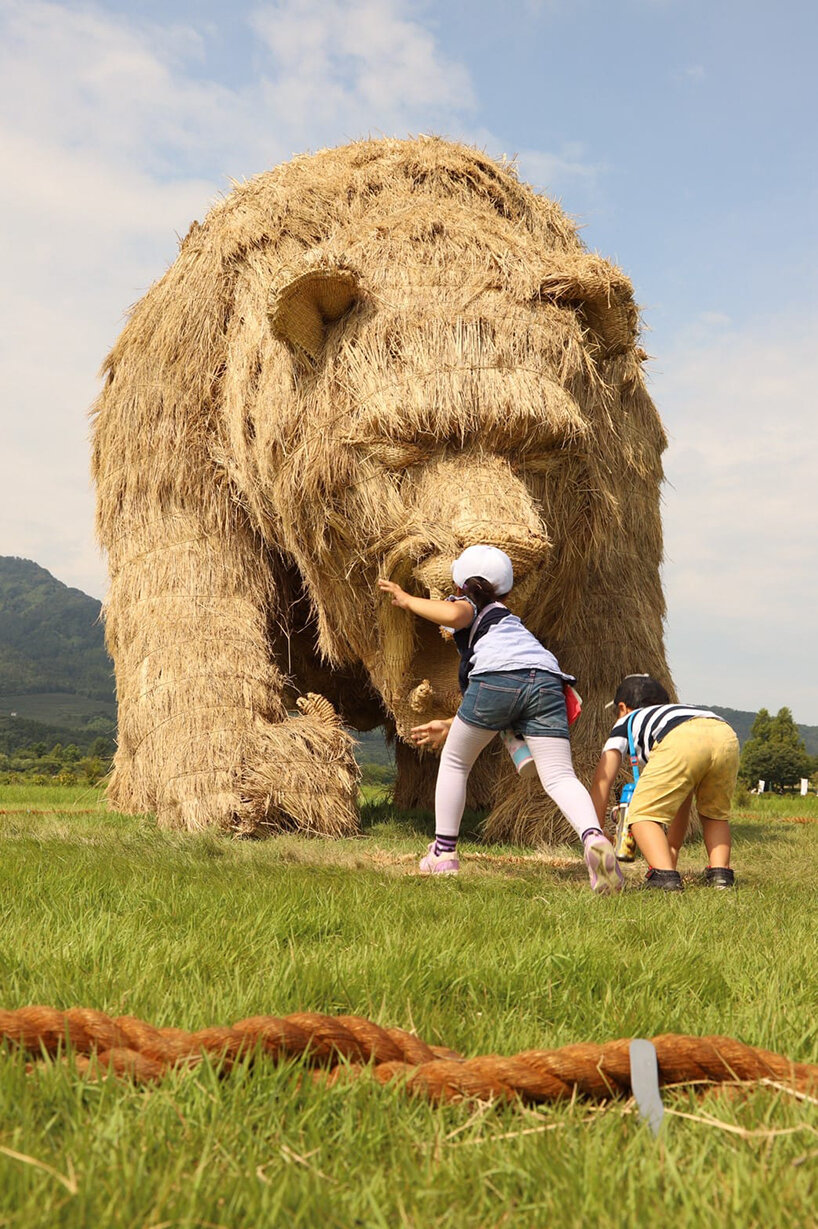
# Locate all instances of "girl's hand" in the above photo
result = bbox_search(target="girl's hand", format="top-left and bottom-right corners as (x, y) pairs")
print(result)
(377, 580), (472, 629)
(377, 578), (412, 608)
(410, 718), (453, 750)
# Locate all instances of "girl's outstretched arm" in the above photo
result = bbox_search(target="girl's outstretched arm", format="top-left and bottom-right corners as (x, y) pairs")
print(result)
(377, 579), (474, 629)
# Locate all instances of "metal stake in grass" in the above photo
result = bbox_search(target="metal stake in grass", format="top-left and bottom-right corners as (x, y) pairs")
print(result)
(629, 1039), (664, 1137)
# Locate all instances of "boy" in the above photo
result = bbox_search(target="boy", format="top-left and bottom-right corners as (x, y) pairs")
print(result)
(590, 675), (740, 891)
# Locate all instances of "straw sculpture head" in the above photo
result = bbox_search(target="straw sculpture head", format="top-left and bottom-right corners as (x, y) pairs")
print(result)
(92, 136), (673, 841)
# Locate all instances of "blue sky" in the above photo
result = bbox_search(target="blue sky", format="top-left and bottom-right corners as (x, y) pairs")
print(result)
(1, 0), (816, 719)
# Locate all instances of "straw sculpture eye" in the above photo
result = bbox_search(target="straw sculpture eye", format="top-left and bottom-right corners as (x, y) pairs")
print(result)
(269, 266), (361, 362)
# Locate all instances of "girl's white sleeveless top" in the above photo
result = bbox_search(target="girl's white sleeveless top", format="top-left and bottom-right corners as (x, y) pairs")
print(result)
(469, 613), (565, 679)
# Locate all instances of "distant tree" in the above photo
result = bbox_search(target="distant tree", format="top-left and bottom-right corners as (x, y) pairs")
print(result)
(79, 756), (105, 784)
(770, 708), (802, 745)
(739, 707), (813, 791)
(360, 762), (395, 787)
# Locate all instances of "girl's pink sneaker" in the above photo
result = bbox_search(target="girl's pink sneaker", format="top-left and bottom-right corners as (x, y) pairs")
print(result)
(419, 842), (460, 875)
(584, 834), (624, 895)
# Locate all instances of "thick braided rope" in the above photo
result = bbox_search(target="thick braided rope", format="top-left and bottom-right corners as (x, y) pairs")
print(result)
(0, 1008), (458, 1084)
(1, 1007), (815, 1102)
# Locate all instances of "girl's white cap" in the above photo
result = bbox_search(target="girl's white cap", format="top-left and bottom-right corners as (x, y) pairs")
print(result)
(452, 545), (514, 596)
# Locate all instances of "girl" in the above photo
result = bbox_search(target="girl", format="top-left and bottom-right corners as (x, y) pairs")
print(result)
(377, 544), (622, 894)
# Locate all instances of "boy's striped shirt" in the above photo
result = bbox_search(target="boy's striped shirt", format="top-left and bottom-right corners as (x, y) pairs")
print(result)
(603, 705), (724, 766)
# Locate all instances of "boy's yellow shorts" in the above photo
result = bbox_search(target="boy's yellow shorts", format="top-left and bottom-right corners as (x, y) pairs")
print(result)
(626, 718), (740, 828)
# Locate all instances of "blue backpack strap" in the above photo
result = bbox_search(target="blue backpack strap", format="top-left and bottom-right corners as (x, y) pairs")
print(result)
(626, 712), (640, 783)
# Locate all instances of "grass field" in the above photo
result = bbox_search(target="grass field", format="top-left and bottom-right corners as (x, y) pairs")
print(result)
(0, 785), (816, 1227)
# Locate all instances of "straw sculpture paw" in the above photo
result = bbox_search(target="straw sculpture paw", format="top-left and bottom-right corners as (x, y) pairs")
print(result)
(93, 137), (674, 838)
(243, 696), (360, 837)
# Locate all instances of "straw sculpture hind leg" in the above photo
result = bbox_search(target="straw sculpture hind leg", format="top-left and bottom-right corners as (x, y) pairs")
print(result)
(101, 507), (359, 835)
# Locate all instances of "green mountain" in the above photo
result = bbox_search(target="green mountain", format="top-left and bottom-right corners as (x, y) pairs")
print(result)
(0, 557), (114, 702)
(0, 558), (116, 757)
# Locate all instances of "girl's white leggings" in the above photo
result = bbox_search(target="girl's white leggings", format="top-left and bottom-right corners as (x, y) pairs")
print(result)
(435, 715), (599, 840)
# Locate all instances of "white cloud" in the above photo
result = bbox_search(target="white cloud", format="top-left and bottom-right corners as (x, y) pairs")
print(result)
(250, 0), (475, 141)
(0, 0), (481, 599)
(0, 1), (236, 596)
(0, 2), (229, 173)
(655, 316), (818, 719)
(516, 144), (603, 205)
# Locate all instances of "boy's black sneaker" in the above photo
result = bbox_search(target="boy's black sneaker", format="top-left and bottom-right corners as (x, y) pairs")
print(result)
(704, 866), (735, 889)
(642, 867), (683, 892)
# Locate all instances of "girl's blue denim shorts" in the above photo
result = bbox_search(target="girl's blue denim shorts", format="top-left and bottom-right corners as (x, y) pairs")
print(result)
(457, 668), (569, 738)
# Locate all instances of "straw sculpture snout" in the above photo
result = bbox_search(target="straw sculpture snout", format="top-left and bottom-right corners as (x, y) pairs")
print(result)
(373, 452), (552, 733)
(92, 136), (673, 840)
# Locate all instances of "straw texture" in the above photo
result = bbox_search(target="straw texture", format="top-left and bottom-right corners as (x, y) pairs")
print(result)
(92, 136), (672, 839)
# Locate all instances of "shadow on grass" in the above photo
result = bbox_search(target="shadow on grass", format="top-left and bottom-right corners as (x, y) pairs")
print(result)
(359, 797), (487, 842)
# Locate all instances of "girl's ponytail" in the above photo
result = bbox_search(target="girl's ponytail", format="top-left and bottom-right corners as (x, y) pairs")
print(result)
(460, 575), (500, 612)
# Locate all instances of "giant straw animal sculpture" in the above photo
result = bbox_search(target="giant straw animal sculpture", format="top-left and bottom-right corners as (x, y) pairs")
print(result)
(93, 137), (672, 839)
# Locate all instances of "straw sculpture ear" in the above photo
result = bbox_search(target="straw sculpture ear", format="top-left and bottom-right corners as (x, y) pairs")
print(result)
(539, 258), (638, 357)
(269, 267), (361, 361)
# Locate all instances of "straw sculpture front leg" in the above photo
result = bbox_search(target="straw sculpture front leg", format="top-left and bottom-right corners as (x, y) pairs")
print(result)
(103, 512), (359, 835)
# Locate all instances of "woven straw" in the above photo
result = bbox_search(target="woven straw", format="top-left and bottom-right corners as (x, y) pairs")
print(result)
(270, 267), (360, 360)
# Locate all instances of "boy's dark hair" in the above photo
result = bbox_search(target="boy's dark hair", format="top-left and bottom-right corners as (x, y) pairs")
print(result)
(461, 575), (500, 611)
(614, 674), (670, 709)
